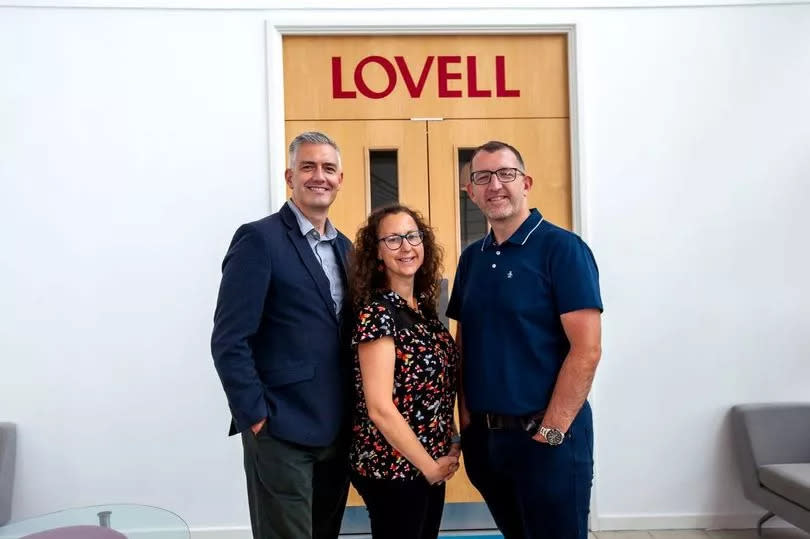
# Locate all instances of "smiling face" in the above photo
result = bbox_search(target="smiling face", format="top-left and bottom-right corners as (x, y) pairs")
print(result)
(467, 148), (532, 224)
(376, 212), (425, 284)
(285, 142), (343, 214)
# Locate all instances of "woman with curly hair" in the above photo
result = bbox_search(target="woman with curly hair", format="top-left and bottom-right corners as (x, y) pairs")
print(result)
(348, 204), (460, 539)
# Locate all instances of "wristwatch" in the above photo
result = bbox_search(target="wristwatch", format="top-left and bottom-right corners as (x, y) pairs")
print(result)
(537, 426), (564, 446)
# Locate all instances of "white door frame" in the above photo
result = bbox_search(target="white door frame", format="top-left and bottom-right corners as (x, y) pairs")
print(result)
(264, 13), (598, 531)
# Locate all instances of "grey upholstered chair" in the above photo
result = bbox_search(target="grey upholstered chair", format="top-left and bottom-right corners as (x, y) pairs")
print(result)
(0, 422), (16, 526)
(731, 403), (810, 536)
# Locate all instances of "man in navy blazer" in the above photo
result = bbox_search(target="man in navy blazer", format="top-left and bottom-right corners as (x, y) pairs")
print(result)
(212, 132), (352, 539)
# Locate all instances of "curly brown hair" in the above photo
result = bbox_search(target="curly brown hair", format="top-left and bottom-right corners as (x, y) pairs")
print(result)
(349, 204), (444, 319)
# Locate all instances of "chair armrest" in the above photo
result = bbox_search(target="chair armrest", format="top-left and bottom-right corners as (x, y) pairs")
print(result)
(0, 422), (17, 526)
(733, 404), (810, 466)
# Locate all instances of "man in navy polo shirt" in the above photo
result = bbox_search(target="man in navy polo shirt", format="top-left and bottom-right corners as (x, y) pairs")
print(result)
(447, 140), (603, 539)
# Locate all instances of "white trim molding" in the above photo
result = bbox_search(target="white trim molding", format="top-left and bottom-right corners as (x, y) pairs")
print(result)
(189, 526), (251, 539)
(264, 22), (287, 213)
(187, 526), (518, 539)
(596, 513), (795, 531)
(186, 514), (797, 538)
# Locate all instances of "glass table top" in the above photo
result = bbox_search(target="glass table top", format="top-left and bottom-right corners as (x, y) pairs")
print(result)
(0, 504), (188, 539)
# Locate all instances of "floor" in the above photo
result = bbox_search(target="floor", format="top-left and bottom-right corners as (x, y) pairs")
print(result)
(588, 530), (810, 539)
(425, 530), (810, 539)
(336, 529), (810, 539)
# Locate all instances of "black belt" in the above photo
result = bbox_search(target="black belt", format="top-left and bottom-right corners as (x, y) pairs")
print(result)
(473, 410), (545, 432)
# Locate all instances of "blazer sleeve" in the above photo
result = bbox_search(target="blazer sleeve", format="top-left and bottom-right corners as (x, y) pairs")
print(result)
(211, 224), (271, 432)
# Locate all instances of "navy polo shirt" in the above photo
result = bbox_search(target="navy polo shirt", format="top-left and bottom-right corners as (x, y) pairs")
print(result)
(447, 209), (602, 415)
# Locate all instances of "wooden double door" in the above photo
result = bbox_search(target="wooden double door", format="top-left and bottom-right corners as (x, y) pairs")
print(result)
(285, 117), (573, 508)
(283, 32), (573, 527)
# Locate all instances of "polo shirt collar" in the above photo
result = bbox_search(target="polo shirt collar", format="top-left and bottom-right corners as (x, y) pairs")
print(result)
(481, 208), (545, 251)
(286, 199), (338, 241)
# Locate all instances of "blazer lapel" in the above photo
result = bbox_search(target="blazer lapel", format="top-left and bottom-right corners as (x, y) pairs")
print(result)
(281, 205), (337, 322)
(288, 229), (337, 321)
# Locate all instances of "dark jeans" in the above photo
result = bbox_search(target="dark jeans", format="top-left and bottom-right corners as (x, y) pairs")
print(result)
(462, 402), (594, 539)
(241, 425), (350, 539)
(351, 472), (446, 539)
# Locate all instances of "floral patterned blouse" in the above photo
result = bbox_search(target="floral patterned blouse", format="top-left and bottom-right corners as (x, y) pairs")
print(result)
(350, 289), (459, 480)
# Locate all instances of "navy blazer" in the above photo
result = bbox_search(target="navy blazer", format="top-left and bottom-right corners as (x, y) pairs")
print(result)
(211, 203), (353, 446)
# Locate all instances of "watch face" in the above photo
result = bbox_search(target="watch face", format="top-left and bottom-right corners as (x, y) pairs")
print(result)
(546, 428), (564, 445)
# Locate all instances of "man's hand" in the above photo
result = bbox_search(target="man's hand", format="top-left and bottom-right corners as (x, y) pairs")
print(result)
(250, 417), (267, 435)
(532, 430), (548, 444)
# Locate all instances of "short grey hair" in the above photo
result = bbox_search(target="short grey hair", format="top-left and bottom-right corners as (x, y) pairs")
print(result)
(288, 131), (341, 167)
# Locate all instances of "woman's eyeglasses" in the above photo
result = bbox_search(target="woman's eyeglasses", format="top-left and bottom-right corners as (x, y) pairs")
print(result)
(378, 230), (424, 250)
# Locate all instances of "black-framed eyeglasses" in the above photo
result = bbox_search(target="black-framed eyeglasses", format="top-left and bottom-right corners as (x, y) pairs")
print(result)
(470, 167), (525, 185)
(378, 230), (424, 250)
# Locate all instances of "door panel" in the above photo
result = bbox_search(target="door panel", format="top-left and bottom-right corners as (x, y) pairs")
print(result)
(283, 34), (569, 121)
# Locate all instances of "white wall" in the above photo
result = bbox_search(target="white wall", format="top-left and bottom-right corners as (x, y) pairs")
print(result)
(0, 7), (269, 531)
(2, 2), (810, 534)
(577, 6), (810, 528)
